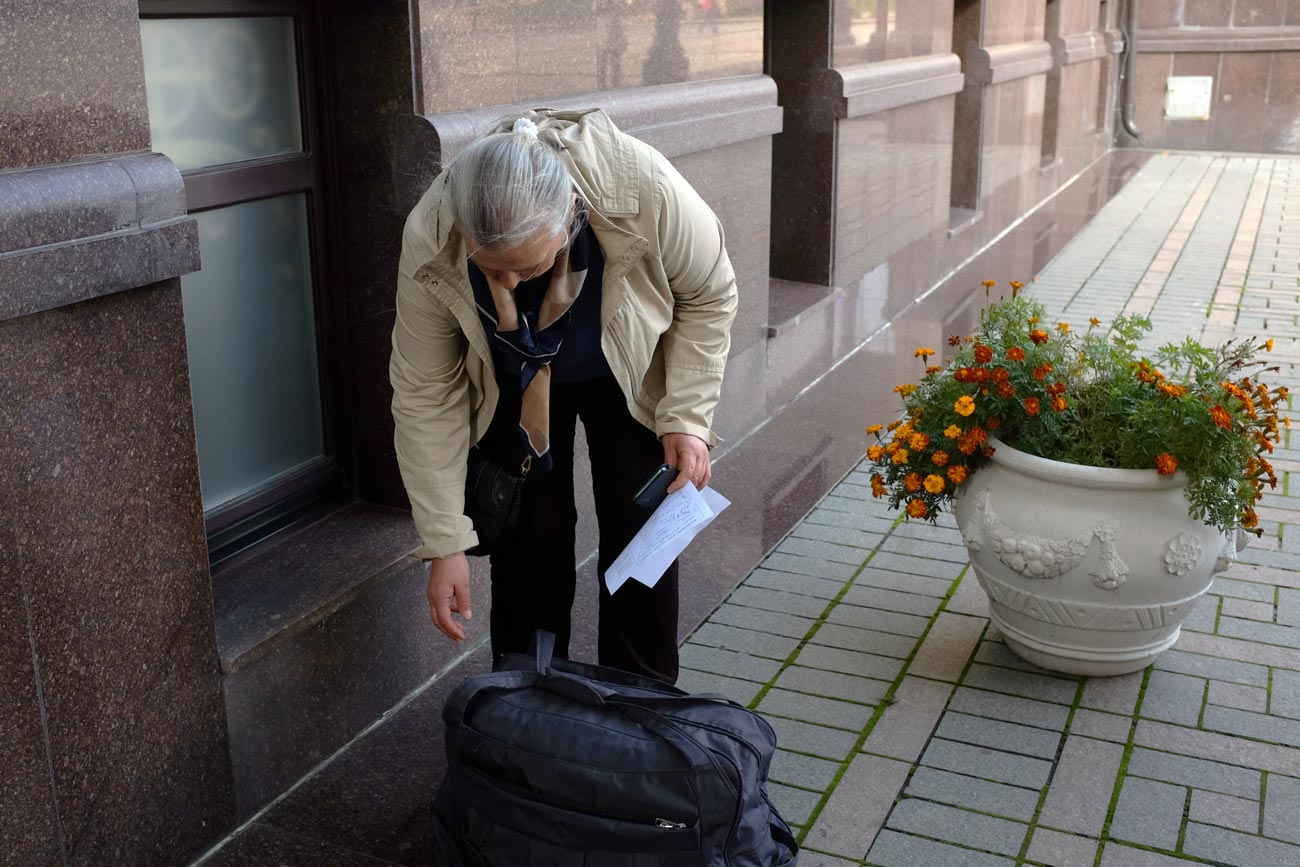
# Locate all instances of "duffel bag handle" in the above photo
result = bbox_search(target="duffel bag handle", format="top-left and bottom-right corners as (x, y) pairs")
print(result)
(530, 629), (556, 675)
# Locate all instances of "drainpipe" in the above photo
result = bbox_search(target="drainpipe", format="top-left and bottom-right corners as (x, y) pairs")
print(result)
(1118, 0), (1142, 139)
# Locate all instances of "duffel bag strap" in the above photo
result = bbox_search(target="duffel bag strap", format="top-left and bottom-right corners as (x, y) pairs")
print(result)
(529, 629), (556, 675)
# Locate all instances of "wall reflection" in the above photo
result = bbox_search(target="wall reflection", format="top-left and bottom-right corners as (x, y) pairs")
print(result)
(417, 0), (763, 115)
(833, 0), (953, 67)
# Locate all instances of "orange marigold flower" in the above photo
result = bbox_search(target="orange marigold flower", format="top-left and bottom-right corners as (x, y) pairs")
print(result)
(982, 446), (996, 458)
(944, 424), (962, 438)
(887, 420), (901, 431)
(914, 347), (936, 359)
(958, 437), (978, 455)
(866, 423), (883, 434)
(867, 445), (884, 461)
(947, 465), (969, 484)
(1155, 453), (1178, 476)
(907, 498), (929, 519)
(987, 417), (1002, 430)
(971, 368), (990, 384)
(981, 280), (996, 288)
(931, 450), (949, 467)
(1023, 397), (1041, 416)
(954, 395), (976, 416)
(1009, 281), (1024, 290)
(870, 474), (886, 498)
(1157, 383), (1187, 398)
(894, 383), (918, 396)
(1051, 396), (1067, 412)
(1029, 329), (1049, 345)
(910, 432), (931, 450)
(1057, 322), (1070, 334)
(948, 334), (962, 347)
(1242, 508), (1259, 529)
(1006, 346), (1026, 362)
(1032, 364), (1052, 381)
(903, 472), (923, 492)
(974, 344), (993, 364)
(1210, 405), (1233, 430)
(997, 381), (1016, 398)
(923, 474), (945, 494)
(1089, 317), (1101, 327)
(1266, 338), (1275, 352)
(970, 427), (988, 444)
(1047, 381), (1066, 396)
(891, 448), (910, 464)
(926, 365), (942, 374)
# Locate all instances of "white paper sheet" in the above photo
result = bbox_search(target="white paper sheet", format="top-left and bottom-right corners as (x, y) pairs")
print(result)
(604, 483), (731, 594)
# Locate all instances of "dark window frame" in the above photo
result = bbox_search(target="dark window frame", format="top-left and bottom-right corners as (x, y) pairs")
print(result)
(140, 0), (354, 568)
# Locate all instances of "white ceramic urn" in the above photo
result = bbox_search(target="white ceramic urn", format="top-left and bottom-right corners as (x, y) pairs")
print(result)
(952, 438), (1245, 676)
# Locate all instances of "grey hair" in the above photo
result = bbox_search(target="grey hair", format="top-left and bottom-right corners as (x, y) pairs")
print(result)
(445, 111), (581, 253)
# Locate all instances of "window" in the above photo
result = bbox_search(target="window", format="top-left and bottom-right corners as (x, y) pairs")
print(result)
(140, 1), (348, 564)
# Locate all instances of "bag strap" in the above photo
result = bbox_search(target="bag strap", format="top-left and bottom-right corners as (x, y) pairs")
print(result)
(530, 629), (556, 675)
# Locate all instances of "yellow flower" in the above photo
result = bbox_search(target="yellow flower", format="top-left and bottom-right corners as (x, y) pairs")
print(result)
(926, 365), (942, 374)
(867, 445), (884, 461)
(1009, 281), (1024, 291)
(923, 474), (945, 494)
(931, 450), (949, 467)
(871, 474), (887, 498)
(1266, 338), (1275, 352)
(914, 347), (936, 359)
(907, 498), (929, 518)
(981, 280), (996, 288)
(910, 432), (931, 450)
(1057, 322), (1070, 334)
(944, 424), (962, 439)
(866, 424), (883, 435)
(894, 383), (918, 397)
(954, 395), (976, 417)
(1089, 317), (1101, 327)
(891, 448), (910, 465)
(947, 465), (968, 484)
(903, 472), (923, 492)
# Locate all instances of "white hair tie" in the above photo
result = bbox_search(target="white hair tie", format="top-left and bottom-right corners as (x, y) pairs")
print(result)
(512, 117), (539, 139)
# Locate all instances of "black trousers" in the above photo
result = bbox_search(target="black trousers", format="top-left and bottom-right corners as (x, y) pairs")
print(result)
(478, 374), (680, 683)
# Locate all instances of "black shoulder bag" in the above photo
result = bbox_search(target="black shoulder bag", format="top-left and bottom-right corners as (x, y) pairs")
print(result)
(463, 449), (531, 557)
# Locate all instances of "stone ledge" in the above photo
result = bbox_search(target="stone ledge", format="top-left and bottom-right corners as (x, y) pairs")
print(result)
(1136, 26), (1300, 53)
(1051, 31), (1108, 66)
(830, 54), (965, 119)
(0, 153), (199, 320)
(1104, 28), (1126, 55)
(967, 41), (1055, 85)
(393, 75), (783, 216)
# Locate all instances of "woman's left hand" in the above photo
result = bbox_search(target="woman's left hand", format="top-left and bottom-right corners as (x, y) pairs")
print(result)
(663, 432), (711, 493)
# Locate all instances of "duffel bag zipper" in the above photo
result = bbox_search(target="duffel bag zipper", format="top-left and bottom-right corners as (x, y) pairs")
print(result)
(655, 818), (688, 830)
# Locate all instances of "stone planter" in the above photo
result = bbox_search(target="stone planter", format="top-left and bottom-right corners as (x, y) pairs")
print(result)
(952, 438), (1244, 676)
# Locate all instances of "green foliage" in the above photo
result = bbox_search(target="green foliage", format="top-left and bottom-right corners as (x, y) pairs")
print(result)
(865, 287), (1288, 534)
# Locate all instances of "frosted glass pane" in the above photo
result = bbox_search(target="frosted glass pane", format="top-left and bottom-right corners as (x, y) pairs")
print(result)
(182, 195), (323, 511)
(141, 17), (303, 171)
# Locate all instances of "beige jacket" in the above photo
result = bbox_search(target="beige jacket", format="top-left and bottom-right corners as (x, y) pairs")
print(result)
(390, 109), (739, 559)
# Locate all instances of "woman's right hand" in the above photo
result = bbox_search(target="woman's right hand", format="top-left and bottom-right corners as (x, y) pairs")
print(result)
(427, 552), (473, 641)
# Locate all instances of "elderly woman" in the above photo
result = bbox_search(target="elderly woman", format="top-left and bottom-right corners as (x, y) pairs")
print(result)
(390, 109), (736, 683)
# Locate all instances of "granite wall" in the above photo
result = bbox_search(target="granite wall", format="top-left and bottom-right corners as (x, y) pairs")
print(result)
(1127, 0), (1300, 153)
(0, 2), (235, 865)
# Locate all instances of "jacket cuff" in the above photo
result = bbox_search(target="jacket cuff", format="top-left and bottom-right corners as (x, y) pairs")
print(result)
(656, 421), (722, 448)
(415, 529), (480, 561)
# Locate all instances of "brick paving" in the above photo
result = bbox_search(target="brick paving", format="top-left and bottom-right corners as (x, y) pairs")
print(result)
(681, 153), (1300, 866)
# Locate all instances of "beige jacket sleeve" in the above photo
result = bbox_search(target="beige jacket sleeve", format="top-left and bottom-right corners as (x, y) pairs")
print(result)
(651, 154), (739, 446)
(390, 242), (479, 560)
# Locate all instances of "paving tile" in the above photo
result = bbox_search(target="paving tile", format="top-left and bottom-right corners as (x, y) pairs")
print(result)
(1278, 588), (1300, 626)
(1092, 842), (1190, 863)
(1154, 648), (1270, 687)
(885, 798), (1026, 857)
(676, 668), (762, 704)
(935, 711), (1063, 759)
(825, 603), (929, 637)
(776, 536), (871, 566)
(1037, 736), (1126, 836)
(852, 568), (953, 599)
(1223, 597), (1276, 621)
(1126, 747), (1262, 799)
(685, 622), (801, 660)
(1218, 617), (1300, 649)
(727, 585), (833, 620)
(1208, 680), (1269, 713)
(1080, 671), (1145, 714)
(904, 766), (1041, 821)
(949, 686), (1071, 730)
(867, 551), (966, 581)
(810, 622), (916, 659)
(743, 567), (844, 600)
(1213, 576), (1278, 603)
(794, 643), (905, 682)
(974, 641), (1075, 677)
(1134, 720), (1300, 777)
(709, 604), (818, 640)
(839, 585), (940, 617)
(1270, 668), (1300, 719)
(946, 572), (990, 617)
(760, 551), (860, 582)
(766, 781), (821, 826)
(1108, 777), (1186, 851)
(963, 663), (1078, 705)
(794, 853), (857, 867)
(1204, 704), (1300, 747)
(878, 534), (970, 563)
(805, 506), (896, 534)
(763, 716), (858, 761)
(862, 676), (952, 762)
(758, 688), (874, 730)
(920, 738), (1053, 789)
(1184, 821), (1300, 867)
(907, 613), (986, 683)
(678, 643), (783, 684)
(867, 829), (1015, 867)
(803, 753), (911, 858)
(1140, 670), (1206, 726)
(1263, 772), (1300, 844)
(773, 666), (889, 707)
(791, 520), (888, 552)
(769, 749), (840, 792)
(1068, 708), (1132, 743)
(1189, 789), (1259, 833)
(1025, 828), (1098, 867)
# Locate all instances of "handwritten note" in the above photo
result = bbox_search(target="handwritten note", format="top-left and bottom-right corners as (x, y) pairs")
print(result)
(604, 483), (731, 594)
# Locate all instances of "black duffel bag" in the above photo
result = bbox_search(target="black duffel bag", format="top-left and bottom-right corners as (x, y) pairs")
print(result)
(432, 632), (799, 866)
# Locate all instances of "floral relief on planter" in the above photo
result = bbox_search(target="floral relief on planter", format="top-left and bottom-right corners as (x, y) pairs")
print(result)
(1163, 532), (1204, 577)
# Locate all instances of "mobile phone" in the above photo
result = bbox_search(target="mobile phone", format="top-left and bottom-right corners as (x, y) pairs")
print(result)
(633, 463), (677, 509)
